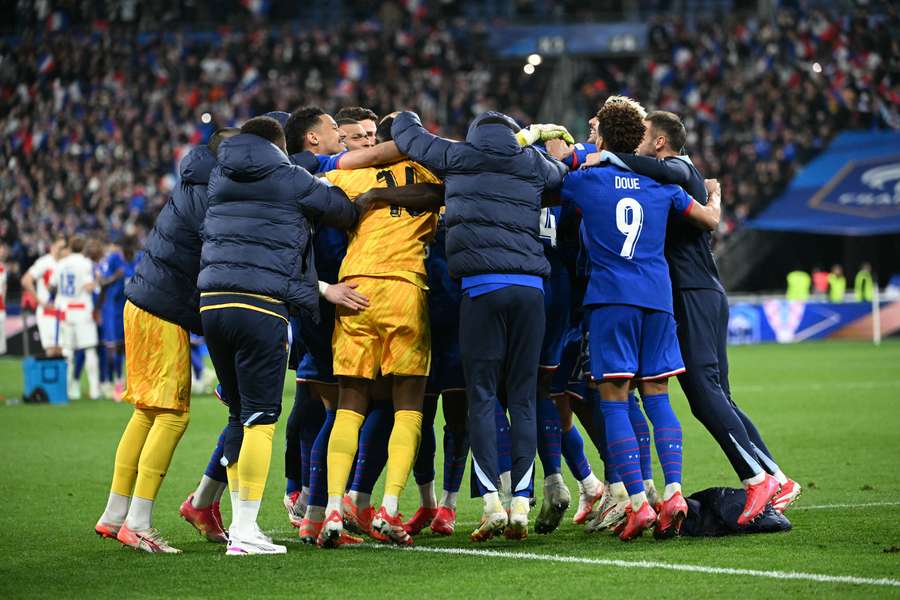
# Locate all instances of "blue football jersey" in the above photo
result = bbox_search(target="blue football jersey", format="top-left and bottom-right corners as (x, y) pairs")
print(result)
(99, 251), (125, 312)
(561, 165), (693, 314)
(315, 152), (348, 173)
(565, 142), (597, 169)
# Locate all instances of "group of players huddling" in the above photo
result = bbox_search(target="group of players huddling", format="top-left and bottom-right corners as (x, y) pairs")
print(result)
(92, 95), (801, 555)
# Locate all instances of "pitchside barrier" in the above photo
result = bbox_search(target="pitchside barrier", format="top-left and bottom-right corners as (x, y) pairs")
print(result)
(727, 288), (896, 345)
(1, 293), (896, 362)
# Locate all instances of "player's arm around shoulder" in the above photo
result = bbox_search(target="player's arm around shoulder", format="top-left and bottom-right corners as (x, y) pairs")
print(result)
(391, 111), (467, 175)
(335, 142), (403, 170)
(530, 146), (568, 190)
(291, 164), (360, 230)
(681, 179), (721, 231)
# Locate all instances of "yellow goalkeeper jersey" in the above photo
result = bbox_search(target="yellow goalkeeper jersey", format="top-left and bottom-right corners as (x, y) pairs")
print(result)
(326, 160), (441, 284)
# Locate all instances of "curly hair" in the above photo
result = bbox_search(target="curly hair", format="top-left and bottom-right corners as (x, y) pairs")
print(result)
(595, 102), (646, 154)
(602, 95), (647, 119)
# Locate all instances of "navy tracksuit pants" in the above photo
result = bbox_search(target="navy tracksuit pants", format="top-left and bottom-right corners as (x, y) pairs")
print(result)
(460, 286), (545, 499)
(675, 288), (780, 482)
(201, 293), (290, 465)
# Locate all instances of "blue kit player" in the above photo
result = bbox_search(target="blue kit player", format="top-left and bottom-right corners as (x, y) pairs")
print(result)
(579, 109), (800, 524)
(560, 100), (721, 540)
(96, 236), (140, 401)
(406, 215), (470, 537)
(534, 205), (572, 534)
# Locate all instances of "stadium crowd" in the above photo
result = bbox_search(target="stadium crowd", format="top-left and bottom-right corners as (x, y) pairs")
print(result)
(578, 6), (899, 234)
(2, 5), (898, 292)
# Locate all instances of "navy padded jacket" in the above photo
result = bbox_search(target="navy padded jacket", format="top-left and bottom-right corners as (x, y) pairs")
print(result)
(392, 111), (566, 280)
(198, 133), (358, 320)
(126, 145), (215, 334)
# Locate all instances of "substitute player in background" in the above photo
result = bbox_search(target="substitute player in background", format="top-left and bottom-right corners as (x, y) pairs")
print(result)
(560, 100), (721, 540)
(22, 237), (67, 356)
(53, 236), (101, 401)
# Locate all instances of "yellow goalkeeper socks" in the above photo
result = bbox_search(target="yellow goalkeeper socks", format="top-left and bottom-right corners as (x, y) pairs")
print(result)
(110, 408), (154, 498)
(326, 409), (365, 503)
(121, 408), (189, 530)
(132, 409), (190, 501)
(102, 408), (154, 524)
(384, 409), (423, 502)
(233, 423), (275, 534)
(238, 423), (275, 502)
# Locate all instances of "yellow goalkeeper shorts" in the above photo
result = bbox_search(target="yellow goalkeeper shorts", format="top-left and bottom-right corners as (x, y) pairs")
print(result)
(121, 301), (192, 412)
(332, 276), (431, 380)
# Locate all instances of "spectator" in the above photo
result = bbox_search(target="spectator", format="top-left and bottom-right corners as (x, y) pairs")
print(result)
(854, 262), (875, 302)
(786, 269), (811, 302)
(812, 265), (829, 294)
(827, 265), (846, 303)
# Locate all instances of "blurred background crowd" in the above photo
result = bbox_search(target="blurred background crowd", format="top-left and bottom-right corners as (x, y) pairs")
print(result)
(1, 0), (898, 296)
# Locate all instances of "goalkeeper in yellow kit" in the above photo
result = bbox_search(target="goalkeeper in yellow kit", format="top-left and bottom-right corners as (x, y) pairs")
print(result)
(319, 115), (445, 547)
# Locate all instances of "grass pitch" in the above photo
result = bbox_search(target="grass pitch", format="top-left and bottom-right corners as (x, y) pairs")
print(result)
(1, 340), (899, 598)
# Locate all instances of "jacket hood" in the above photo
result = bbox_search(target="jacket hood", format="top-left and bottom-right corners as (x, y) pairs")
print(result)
(217, 133), (290, 182)
(465, 111), (522, 156)
(179, 145), (217, 185)
(264, 111), (291, 127)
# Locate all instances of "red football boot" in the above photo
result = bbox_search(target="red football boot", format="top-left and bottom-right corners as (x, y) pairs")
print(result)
(373, 507), (413, 546)
(429, 506), (457, 536)
(618, 501), (657, 541)
(654, 492), (688, 539)
(738, 474), (779, 526)
(404, 506), (439, 535)
(771, 479), (802, 514)
(180, 494), (228, 543)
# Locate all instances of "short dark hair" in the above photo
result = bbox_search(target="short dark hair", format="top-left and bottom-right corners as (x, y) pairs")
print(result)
(336, 118), (359, 127)
(375, 116), (394, 143)
(335, 106), (379, 123)
(596, 102), (645, 154)
(209, 127), (240, 154)
(284, 106), (326, 154)
(69, 235), (86, 254)
(645, 110), (687, 154)
(240, 116), (286, 151)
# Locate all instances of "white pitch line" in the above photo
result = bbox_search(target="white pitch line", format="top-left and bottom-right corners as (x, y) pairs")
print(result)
(792, 501), (900, 511)
(371, 545), (900, 588)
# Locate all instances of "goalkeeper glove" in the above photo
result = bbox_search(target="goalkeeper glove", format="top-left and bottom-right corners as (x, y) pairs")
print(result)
(515, 124), (575, 147)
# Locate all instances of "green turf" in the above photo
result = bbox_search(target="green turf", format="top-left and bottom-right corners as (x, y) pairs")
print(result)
(2, 340), (899, 598)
